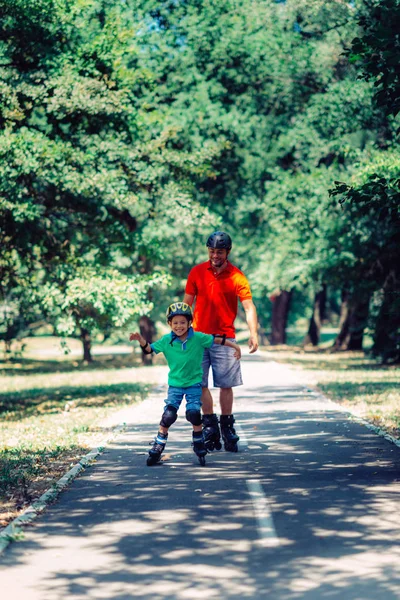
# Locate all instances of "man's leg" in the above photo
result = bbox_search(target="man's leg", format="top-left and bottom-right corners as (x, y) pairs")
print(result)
(201, 386), (214, 414)
(219, 387), (233, 415)
(201, 387), (222, 451)
(219, 388), (239, 452)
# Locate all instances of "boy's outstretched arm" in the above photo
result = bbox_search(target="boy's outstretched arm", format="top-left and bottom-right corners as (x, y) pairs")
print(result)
(213, 336), (241, 359)
(129, 332), (153, 354)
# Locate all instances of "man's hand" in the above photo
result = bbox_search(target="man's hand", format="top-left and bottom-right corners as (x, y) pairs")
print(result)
(248, 334), (259, 354)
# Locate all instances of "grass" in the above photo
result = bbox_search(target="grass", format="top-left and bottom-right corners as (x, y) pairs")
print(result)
(0, 340), (163, 529)
(262, 345), (400, 438)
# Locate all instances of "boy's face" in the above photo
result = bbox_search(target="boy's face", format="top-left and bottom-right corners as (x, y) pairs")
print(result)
(169, 315), (190, 337)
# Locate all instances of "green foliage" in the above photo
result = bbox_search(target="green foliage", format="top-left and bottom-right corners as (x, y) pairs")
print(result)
(0, 0), (220, 354)
(330, 151), (400, 360)
(348, 0), (400, 116)
(328, 0), (400, 360)
(0, 0), (398, 361)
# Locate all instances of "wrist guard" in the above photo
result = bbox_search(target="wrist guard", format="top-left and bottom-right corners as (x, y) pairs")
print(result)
(214, 334), (226, 346)
(140, 342), (153, 355)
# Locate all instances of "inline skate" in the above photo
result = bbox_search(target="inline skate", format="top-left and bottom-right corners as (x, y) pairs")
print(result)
(192, 432), (207, 466)
(147, 432), (168, 466)
(202, 413), (222, 451)
(220, 414), (239, 452)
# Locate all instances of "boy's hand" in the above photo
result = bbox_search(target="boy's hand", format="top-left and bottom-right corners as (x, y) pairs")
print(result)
(129, 332), (144, 344)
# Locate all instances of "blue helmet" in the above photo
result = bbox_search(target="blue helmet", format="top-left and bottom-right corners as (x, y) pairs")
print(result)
(166, 302), (193, 322)
(206, 231), (232, 250)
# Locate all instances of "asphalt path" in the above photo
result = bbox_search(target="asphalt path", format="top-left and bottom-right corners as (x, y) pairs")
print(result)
(1, 353), (400, 599)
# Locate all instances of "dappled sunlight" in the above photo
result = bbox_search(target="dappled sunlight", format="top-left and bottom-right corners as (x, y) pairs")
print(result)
(1, 370), (400, 598)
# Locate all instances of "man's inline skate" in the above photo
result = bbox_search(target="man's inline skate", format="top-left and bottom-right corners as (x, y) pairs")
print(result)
(147, 432), (168, 466)
(192, 432), (207, 466)
(202, 413), (222, 451)
(220, 414), (239, 452)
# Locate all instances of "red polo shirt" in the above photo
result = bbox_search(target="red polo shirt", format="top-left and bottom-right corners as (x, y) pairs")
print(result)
(185, 261), (252, 337)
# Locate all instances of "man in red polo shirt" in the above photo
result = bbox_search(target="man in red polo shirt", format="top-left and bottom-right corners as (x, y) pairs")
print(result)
(183, 231), (258, 452)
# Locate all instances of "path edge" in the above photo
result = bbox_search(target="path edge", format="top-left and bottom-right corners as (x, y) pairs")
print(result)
(0, 421), (126, 556)
(262, 353), (400, 449)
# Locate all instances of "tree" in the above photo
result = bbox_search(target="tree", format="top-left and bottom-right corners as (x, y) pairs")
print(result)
(348, 0), (400, 116)
(0, 0), (219, 359)
(330, 0), (400, 360)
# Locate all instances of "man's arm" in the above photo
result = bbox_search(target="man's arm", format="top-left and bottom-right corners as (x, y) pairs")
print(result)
(241, 299), (259, 354)
(183, 293), (195, 306)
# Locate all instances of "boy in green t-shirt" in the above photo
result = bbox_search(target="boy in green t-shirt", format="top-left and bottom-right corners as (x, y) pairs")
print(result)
(129, 302), (241, 466)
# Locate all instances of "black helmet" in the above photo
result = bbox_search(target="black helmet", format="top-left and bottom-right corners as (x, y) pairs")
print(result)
(166, 302), (193, 322)
(206, 231), (232, 250)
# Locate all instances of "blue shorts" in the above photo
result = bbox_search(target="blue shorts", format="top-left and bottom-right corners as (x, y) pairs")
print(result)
(201, 338), (243, 388)
(165, 383), (202, 412)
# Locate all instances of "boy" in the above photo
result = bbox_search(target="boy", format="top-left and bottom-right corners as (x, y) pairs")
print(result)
(129, 302), (241, 466)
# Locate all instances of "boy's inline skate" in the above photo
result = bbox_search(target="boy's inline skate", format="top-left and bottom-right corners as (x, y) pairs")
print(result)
(202, 413), (222, 451)
(147, 432), (168, 466)
(220, 414), (239, 452)
(192, 432), (207, 466)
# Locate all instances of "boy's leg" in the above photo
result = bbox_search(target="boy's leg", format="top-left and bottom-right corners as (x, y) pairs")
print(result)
(148, 387), (183, 464)
(159, 386), (184, 429)
(185, 383), (202, 429)
(185, 385), (207, 457)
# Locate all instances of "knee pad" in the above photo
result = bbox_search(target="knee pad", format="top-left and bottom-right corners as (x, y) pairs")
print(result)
(186, 409), (202, 426)
(160, 405), (178, 428)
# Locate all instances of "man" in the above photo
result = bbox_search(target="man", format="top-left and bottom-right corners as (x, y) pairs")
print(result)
(183, 231), (258, 452)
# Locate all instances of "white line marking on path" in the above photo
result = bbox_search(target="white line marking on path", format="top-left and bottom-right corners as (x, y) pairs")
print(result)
(246, 479), (280, 548)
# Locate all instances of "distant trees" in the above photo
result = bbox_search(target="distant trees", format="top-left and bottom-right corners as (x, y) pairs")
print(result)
(330, 0), (400, 361)
(1, 0), (398, 361)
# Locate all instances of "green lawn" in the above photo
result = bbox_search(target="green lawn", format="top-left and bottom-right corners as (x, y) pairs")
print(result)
(0, 342), (159, 529)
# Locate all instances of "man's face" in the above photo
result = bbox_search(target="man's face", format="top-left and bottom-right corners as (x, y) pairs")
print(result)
(208, 247), (229, 268)
(169, 315), (190, 337)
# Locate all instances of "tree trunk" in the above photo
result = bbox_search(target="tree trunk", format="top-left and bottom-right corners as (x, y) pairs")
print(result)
(80, 327), (93, 363)
(332, 291), (370, 351)
(373, 272), (400, 362)
(332, 290), (350, 350)
(347, 297), (369, 350)
(304, 284), (327, 346)
(270, 290), (292, 345)
(139, 315), (156, 365)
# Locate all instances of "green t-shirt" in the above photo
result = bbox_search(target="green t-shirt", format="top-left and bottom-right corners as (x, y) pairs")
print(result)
(151, 328), (214, 388)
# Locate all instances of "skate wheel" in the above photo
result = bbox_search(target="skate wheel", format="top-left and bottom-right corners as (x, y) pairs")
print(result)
(224, 443), (238, 453)
(146, 455), (159, 466)
(214, 441), (222, 451)
(198, 455), (206, 466)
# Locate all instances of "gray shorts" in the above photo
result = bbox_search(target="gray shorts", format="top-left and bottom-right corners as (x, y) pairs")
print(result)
(201, 338), (243, 389)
